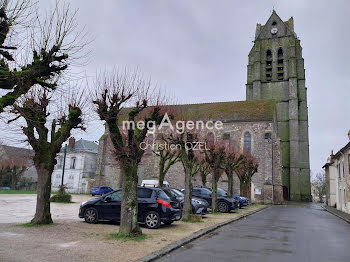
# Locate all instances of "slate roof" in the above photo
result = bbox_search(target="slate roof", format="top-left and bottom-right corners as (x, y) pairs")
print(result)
(68, 139), (98, 154)
(119, 100), (276, 123)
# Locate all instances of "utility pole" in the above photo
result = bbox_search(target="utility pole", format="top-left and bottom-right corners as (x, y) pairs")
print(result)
(61, 144), (68, 187)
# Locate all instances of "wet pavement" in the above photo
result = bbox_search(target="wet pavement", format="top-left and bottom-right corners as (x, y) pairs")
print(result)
(158, 204), (350, 262)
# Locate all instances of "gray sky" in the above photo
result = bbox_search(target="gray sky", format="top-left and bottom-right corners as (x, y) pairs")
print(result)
(1, 0), (350, 174)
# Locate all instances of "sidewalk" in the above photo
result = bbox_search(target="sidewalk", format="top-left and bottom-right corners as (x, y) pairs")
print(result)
(323, 205), (350, 223)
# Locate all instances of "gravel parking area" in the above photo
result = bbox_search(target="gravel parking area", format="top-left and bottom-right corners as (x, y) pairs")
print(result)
(0, 194), (265, 262)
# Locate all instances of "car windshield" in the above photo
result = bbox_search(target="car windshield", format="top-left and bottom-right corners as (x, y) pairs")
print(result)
(171, 188), (184, 197)
(162, 189), (175, 198)
(217, 188), (228, 197)
(158, 190), (171, 201)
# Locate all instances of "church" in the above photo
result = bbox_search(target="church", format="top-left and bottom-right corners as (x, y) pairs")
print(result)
(93, 11), (312, 203)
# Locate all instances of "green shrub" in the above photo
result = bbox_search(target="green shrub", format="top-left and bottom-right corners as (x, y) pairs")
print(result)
(50, 193), (72, 203)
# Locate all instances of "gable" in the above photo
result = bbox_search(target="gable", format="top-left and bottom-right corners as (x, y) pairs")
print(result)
(255, 11), (296, 40)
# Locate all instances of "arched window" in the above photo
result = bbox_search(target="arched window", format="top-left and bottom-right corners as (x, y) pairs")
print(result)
(147, 134), (153, 153)
(207, 132), (214, 148)
(243, 132), (251, 154)
(266, 50), (272, 82)
(277, 48), (284, 80)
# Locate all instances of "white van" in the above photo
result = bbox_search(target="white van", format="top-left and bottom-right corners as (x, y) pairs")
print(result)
(141, 180), (170, 188)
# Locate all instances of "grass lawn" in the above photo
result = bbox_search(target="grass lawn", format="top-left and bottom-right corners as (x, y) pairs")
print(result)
(0, 190), (37, 194)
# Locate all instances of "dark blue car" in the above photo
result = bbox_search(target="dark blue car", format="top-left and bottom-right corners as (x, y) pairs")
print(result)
(233, 194), (249, 208)
(90, 185), (113, 196)
(79, 187), (182, 229)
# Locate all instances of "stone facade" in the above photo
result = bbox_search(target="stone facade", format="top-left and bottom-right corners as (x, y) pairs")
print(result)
(246, 11), (311, 201)
(94, 102), (283, 204)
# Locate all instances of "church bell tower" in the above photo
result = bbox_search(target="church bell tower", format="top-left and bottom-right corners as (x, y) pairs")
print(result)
(246, 11), (311, 201)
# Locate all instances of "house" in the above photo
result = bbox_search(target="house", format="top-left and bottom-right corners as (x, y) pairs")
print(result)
(323, 132), (350, 213)
(51, 137), (98, 194)
(0, 145), (37, 189)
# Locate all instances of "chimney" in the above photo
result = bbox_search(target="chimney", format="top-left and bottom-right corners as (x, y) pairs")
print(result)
(68, 137), (75, 150)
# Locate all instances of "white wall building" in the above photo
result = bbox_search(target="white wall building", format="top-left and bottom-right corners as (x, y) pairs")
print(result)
(52, 138), (98, 194)
(324, 132), (350, 214)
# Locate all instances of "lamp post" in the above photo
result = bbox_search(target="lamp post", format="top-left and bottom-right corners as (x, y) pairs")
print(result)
(61, 144), (67, 187)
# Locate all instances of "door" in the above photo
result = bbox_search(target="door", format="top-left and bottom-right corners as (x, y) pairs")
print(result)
(137, 188), (154, 221)
(100, 190), (122, 220)
(283, 186), (289, 201)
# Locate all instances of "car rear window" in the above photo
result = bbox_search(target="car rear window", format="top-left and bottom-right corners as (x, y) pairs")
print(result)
(157, 190), (171, 201)
(137, 188), (153, 198)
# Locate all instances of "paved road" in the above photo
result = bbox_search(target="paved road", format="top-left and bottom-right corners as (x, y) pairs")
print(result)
(158, 204), (350, 262)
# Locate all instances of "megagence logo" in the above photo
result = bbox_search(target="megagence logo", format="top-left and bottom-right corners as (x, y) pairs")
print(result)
(122, 113), (223, 134)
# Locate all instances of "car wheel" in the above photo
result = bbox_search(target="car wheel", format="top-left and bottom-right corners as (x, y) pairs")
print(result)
(217, 201), (229, 213)
(91, 194), (95, 196)
(238, 202), (241, 209)
(144, 211), (161, 229)
(84, 207), (99, 224)
(163, 220), (173, 225)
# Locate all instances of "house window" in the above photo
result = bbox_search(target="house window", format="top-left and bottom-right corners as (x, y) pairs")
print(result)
(57, 157), (62, 169)
(207, 132), (214, 147)
(343, 162), (345, 178)
(243, 132), (252, 154)
(70, 157), (76, 169)
(223, 133), (230, 140)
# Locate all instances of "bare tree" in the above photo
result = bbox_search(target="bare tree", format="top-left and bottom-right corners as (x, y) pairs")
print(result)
(10, 90), (84, 224)
(93, 70), (168, 236)
(0, 0), (88, 113)
(166, 131), (200, 220)
(203, 142), (226, 212)
(153, 135), (180, 187)
(224, 148), (243, 196)
(234, 153), (258, 201)
(0, 157), (27, 188)
(198, 159), (210, 187)
(311, 171), (326, 203)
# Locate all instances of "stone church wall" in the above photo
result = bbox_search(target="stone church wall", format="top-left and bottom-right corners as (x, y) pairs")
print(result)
(93, 120), (283, 204)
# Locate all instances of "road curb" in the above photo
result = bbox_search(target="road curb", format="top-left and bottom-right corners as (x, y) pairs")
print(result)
(322, 206), (350, 223)
(137, 205), (270, 262)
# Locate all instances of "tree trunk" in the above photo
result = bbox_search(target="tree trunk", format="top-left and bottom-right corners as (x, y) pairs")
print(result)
(211, 172), (218, 212)
(182, 166), (192, 220)
(31, 166), (53, 224)
(227, 172), (233, 196)
(119, 161), (142, 236)
(239, 180), (245, 198)
(158, 159), (165, 187)
(247, 179), (252, 202)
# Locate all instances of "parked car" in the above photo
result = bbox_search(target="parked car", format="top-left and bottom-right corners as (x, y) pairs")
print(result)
(79, 187), (182, 229)
(191, 186), (239, 213)
(90, 185), (114, 196)
(233, 194), (249, 208)
(162, 187), (210, 215)
(0, 186), (10, 190)
(141, 180), (170, 187)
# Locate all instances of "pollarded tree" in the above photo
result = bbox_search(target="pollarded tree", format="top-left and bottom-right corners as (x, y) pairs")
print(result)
(166, 131), (200, 221)
(224, 148), (243, 196)
(10, 90), (84, 224)
(0, 0), (88, 113)
(153, 135), (180, 187)
(198, 159), (210, 187)
(203, 142), (226, 212)
(234, 153), (258, 201)
(93, 70), (168, 236)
